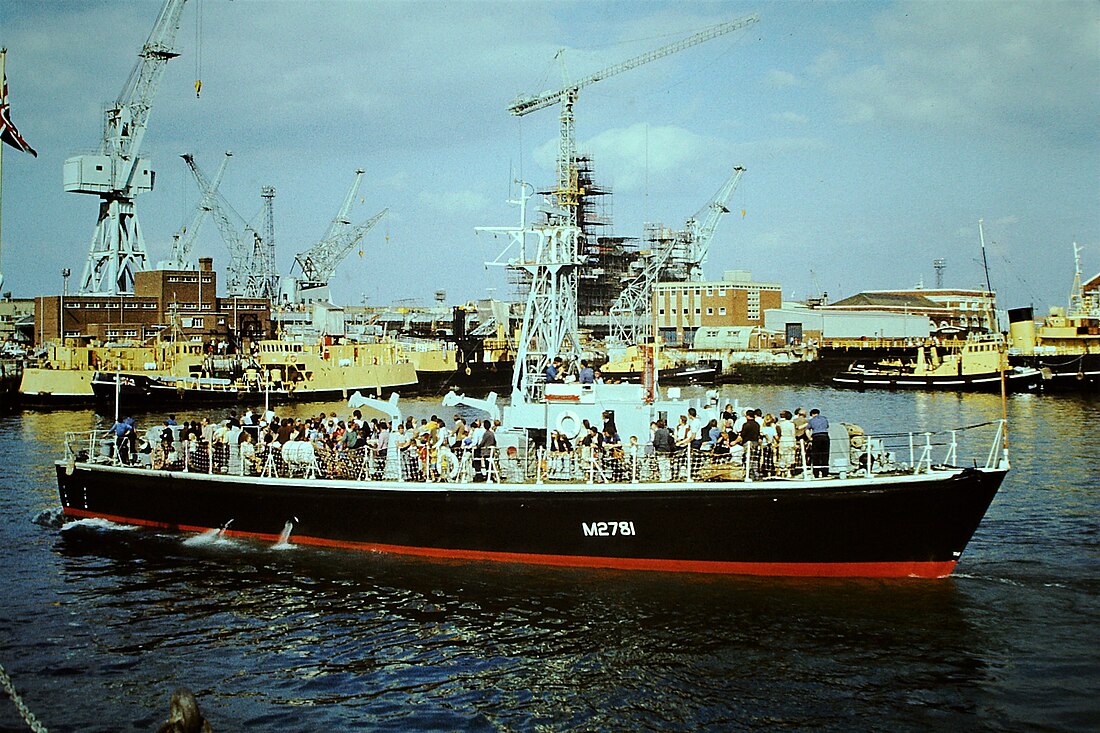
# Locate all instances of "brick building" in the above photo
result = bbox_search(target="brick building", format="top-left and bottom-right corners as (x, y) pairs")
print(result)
(34, 258), (271, 347)
(654, 270), (782, 346)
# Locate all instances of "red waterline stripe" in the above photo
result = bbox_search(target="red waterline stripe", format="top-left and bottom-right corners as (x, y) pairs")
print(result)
(61, 508), (957, 578)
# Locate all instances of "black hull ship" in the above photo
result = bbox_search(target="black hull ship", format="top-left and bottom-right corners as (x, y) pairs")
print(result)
(56, 435), (1005, 578)
(832, 365), (1041, 392)
(413, 359), (516, 396)
(1010, 352), (1100, 391)
(56, 193), (1011, 579)
(613, 361), (721, 386)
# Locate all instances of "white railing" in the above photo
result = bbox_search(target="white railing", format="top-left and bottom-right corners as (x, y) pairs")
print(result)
(62, 420), (1008, 485)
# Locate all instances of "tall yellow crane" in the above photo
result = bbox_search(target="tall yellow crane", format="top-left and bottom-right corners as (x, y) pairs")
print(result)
(507, 14), (759, 228)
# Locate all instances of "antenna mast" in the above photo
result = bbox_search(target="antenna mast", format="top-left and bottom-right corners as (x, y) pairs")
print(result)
(978, 219), (998, 332)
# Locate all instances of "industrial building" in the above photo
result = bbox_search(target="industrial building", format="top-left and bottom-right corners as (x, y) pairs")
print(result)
(764, 302), (931, 344)
(655, 271), (781, 346)
(34, 258), (271, 348)
(826, 288), (998, 334)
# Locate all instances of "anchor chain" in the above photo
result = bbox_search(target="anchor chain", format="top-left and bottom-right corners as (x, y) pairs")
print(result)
(0, 662), (48, 733)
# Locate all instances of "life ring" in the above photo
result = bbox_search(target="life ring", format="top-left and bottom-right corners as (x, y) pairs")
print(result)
(556, 410), (581, 440)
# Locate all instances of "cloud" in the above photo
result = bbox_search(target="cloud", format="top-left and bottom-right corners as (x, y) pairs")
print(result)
(419, 189), (493, 217)
(770, 111), (808, 126)
(825, 1), (1100, 144)
(808, 49), (841, 77)
(765, 69), (799, 88)
(532, 123), (719, 193)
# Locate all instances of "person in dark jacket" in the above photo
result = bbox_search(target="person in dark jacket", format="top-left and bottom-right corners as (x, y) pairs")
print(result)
(808, 408), (831, 477)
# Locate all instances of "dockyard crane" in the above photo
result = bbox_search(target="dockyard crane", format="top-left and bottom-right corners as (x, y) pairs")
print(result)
(254, 185), (279, 301)
(161, 150), (231, 270)
(608, 166), (745, 346)
(680, 164), (746, 282)
(507, 14), (758, 229)
(290, 170), (388, 301)
(67, 0), (190, 295)
(181, 152), (275, 298)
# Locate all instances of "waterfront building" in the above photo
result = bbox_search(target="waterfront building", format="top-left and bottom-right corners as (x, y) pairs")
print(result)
(33, 257), (271, 348)
(825, 288), (997, 334)
(0, 295), (34, 344)
(655, 270), (782, 346)
(764, 302), (931, 345)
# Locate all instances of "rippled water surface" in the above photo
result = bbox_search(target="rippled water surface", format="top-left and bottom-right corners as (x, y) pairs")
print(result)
(1, 387), (1098, 732)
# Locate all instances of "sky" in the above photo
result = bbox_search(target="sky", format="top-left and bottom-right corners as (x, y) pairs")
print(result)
(0, 0), (1097, 314)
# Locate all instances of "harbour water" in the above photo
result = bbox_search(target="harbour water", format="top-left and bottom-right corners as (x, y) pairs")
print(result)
(1, 386), (1097, 731)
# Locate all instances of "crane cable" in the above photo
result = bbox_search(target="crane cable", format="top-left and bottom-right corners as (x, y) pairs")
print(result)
(194, 0), (203, 98)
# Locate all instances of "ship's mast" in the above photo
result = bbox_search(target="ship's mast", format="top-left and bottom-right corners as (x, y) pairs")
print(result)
(479, 183), (582, 402)
(1068, 241), (1084, 317)
(978, 219), (999, 332)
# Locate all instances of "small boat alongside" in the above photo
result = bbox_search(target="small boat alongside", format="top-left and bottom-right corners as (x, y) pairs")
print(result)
(832, 334), (1041, 391)
(600, 345), (720, 385)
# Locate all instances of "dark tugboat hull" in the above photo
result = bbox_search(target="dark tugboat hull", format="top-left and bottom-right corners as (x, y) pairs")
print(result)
(602, 361), (722, 386)
(415, 360), (516, 396)
(831, 369), (1041, 392)
(1009, 353), (1100, 392)
(57, 463), (1004, 578)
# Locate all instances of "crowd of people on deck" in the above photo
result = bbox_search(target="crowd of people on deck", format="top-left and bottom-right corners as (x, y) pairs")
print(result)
(647, 404), (832, 479)
(108, 407), (505, 482)
(543, 403), (833, 481)
(106, 400), (834, 483)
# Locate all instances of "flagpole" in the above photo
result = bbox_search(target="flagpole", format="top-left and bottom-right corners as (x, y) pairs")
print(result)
(0, 48), (7, 293)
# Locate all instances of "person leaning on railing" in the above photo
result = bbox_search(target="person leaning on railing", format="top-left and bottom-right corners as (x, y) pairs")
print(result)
(652, 419), (675, 482)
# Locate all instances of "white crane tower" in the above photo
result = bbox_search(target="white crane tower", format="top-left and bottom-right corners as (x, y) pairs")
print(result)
(287, 170), (388, 304)
(507, 14), (759, 229)
(181, 152), (279, 300)
(160, 151), (230, 270)
(608, 165), (745, 346)
(66, 0), (189, 295)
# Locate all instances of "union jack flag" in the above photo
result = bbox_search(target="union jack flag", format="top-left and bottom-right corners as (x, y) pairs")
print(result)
(1, 53), (37, 158)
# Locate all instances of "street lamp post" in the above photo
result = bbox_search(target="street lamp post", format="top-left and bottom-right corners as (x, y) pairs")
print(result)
(59, 268), (71, 342)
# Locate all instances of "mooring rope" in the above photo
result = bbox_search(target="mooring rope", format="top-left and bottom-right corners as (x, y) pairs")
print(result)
(0, 662), (48, 733)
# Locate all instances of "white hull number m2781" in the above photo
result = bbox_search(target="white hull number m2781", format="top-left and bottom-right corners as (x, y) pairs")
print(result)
(582, 521), (636, 537)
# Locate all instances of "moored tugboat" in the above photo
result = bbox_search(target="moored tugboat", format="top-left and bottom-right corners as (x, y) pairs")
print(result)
(832, 333), (1041, 392)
